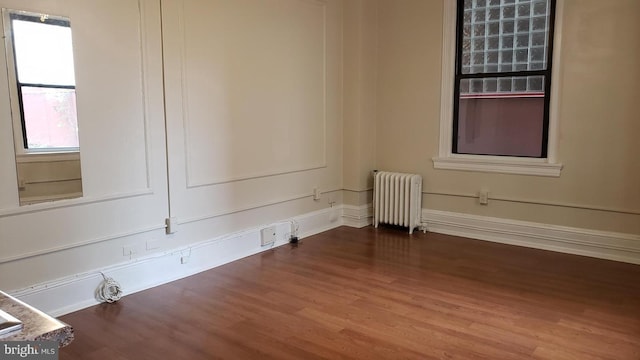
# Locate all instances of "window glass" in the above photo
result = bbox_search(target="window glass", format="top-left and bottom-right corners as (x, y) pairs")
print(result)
(9, 13), (79, 150)
(12, 19), (75, 86)
(21, 86), (79, 149)
(460, 0), (551, 75)
(454, 0), (554, 158)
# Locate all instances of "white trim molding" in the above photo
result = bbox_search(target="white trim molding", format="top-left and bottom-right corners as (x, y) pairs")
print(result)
(432, 155), (563, 177)
(422, 209), (640, 265)
(9, 205), (346, 316)
(434, 0), (565, 177)
(342, 204), (373, 228)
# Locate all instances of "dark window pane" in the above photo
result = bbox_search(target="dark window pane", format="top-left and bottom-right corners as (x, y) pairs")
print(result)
(513, 77), (527, 91)
(488, 21), (500, 35)
(515, 49), (529, 62)
(531, 32), (546, 46)
(532, 16), (547, 31)
(533, 1), (547, 15)
(473, 52), (485, 65)
(488, 7), (500, 20)
(529, 62), (544, 70)
(528, 76), (544, 91)
(462, 39), (472, 53)
(487, 50), (498, 64)
(484, 78), (497, 92)
(502, 5), (515, 18)
(456, 77), (546, 157)
(498, 78), (512, 91)
(514, 63), (528, 71)
(474, 24), (485, 37)
(488, 36), (499, 50)
(460, 79), (470, 93)
(499, 63), (513, 72)
(501, 50), (513, 63)
(471, 79), (484, 93)
(474, 38), (486, 51)
(464, 10), (472, 24)
(530, 47), (545, 62)
(462, 52), (471, 68)
(516, 19), (530, 33)
(501, 35), (514, 49)
(501, 20), (514, 34)
(516, 34), (530, 48)
(517, 3), (531, 17)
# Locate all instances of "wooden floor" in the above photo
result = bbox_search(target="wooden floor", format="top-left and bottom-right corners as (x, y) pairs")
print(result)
(60, 226), (640, 359)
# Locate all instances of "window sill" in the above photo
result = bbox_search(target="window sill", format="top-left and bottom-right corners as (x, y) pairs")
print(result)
(15, 151), (80, 164)
(432, 156), (563, 177)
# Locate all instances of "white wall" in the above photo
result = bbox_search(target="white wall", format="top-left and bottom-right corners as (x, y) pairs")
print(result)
(0, 0), (343, 302)
(162, 0), (343, 244)
(0, 0), (168, 291)
(372, 0), (640, 234)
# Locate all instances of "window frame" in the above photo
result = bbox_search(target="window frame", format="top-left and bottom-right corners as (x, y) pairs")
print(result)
(2, 9), (79, 156)
(433, 0), (564, 177)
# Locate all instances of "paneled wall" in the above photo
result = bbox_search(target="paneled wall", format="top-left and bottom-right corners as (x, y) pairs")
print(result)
(161, 0), (343, 244)
(0, 0), (343, 296)
(1, 0), (169, 291)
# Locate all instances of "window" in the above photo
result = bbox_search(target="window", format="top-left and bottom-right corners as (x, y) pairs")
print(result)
(3, 10), (79, 153)
(433, 0), (563, 176)
(455, 0), (555, 157)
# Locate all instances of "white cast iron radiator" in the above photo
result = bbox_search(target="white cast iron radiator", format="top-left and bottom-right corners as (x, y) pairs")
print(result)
(373, 171), (423, 234)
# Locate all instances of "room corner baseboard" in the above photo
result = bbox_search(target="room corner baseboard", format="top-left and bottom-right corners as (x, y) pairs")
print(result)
(342, 204), (373, 228)
(422, 209), (640, 265)
(10, 206), (345, 317)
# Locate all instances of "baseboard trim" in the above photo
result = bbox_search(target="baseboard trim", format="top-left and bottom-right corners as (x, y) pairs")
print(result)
(422, 209), (640, 265)
(10, 206), (344, 317)
(16, 205), (636, 317)
(342, 204), (373, 228)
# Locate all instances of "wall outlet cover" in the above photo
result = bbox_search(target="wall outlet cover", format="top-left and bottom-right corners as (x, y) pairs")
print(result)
(260, 226), (276, 246)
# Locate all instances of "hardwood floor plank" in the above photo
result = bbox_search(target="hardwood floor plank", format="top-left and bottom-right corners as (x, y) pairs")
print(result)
(60, 226), (640, 359)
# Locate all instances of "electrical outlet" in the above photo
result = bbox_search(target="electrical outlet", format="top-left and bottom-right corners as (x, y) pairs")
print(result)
(313, 187), (321, 201)
(479, 189), (489, 205)
(260, 226), (276, 246)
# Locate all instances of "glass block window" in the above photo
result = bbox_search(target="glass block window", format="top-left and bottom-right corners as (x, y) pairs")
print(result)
(453, 0), (556, 158)
(458, 0), (552, 94)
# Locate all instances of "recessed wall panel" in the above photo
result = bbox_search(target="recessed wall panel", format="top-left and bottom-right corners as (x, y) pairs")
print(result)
(181, 0), (327, 186)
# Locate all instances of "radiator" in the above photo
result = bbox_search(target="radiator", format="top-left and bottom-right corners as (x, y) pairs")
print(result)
(373, 171), (423, 234)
